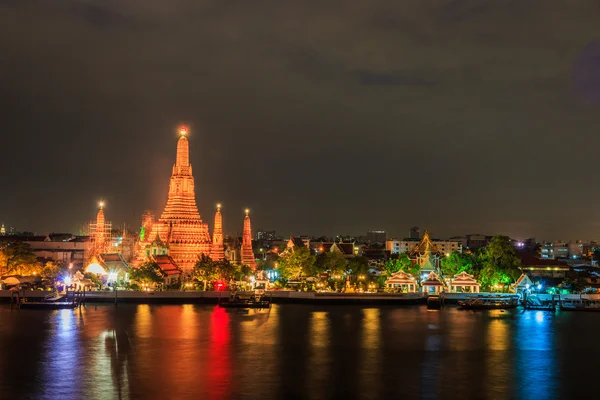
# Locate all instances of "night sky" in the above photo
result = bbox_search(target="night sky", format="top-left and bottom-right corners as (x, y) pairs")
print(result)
(2, 1), (600, 241)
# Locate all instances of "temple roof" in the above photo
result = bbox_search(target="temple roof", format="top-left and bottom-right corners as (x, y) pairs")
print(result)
(152, 255), (182, 276)
(98, 253), (129, 272)
(514, 274), (533, 288)
(409, 231), (443, 257)
(450, 271), (480, 286)
(385, 270), (417, 285)
(422, 271), (444, 286)
(331, 242), (354, 255)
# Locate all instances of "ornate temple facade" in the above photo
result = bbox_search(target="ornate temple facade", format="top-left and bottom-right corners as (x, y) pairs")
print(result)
(86, 202), (112, 261)
(136, 128), (214, 272)
(241, 209), (257, 269)
(209, 205), (225, 262)
(409, 230), (444, 274)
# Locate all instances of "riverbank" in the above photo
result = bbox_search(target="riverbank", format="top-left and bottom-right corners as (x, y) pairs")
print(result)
(3, 290), (597, 306)
(0, 289), (426, 305)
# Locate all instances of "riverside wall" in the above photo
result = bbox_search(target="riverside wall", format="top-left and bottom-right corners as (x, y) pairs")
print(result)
(0, 289), (426, 305)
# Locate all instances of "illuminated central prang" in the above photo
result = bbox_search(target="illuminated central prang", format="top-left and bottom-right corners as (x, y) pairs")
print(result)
(137, 127), (211, 271)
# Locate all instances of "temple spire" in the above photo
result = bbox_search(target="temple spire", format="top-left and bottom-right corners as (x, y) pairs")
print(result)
(210, 204), (225, 261)
(241, 209), (257, 269)
(176, 126), (189, 167)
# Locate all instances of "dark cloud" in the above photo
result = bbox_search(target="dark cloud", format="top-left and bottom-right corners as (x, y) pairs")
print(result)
(1, 1), (600, 241)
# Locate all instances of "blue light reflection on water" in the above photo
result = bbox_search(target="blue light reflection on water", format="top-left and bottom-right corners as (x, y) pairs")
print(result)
(514, 310), (557, 400)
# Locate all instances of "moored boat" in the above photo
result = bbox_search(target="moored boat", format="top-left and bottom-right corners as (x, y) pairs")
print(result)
(458, 296), (519, 310)
(219, 291), (271, 309)
(560, 299), (600, 311)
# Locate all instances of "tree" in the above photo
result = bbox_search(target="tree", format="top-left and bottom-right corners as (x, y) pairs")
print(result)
(41, 261), (62, 282)
(476, 235), (522, 289)
(383, 253), (413, 277)
(441, 251), (474, 277)
(193, 256), (244, 290)
(322, 252), (348, 277)
(130, 261), (166, 287)
(277, 247), (316, 280)
(193, 255), (218, 290)
(0, 240), (39, 276)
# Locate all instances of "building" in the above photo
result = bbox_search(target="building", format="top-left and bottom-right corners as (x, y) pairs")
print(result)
(87, 202), (112, 261)
(241, 209), (257, 269)
(409, 226), (420, 240)
(256, 230), (276, 241)
(366, 230), (387, 244)
(540, 242), (569, 259)
(209, 205), (225, 261)
(6, 234), (88, 268)
(466, 234), (491, 250)
(408, 231), (445, 274)
(135, 127), (215, 272)
(386, 237), (461, 256)
(520, 253), (571, 280)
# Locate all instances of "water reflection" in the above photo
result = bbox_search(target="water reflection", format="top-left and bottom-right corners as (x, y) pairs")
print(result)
(309, 311), (331, 399)
(208, 306), (231, 398)
(514, 311), (557, 400)
(0, 304), (596, 399)
(359, 308), (381, 398)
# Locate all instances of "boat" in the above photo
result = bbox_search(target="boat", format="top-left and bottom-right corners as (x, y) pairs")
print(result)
(458, 296), (518, 310)
(560, 299), (600, 312)
(219, 291), (271, 309)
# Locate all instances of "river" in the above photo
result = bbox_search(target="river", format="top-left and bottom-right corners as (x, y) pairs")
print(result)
(0, 304), (597, 399)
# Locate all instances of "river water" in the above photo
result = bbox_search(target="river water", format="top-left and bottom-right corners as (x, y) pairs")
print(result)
(0, 304), (597, 399)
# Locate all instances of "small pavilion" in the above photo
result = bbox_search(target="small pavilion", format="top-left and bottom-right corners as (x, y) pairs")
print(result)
(385, 270), (418, 292)
(449, 271), (480, 293)
(421, 271), (444, 294)
(513, 273), (534, 293)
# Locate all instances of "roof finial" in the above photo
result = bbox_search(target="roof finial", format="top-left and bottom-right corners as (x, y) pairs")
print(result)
(98, 200), (105, 210)
(245, 208), (250, 216)
(217, 203), (222, 211)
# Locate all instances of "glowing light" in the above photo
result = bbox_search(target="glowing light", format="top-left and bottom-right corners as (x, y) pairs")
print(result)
(85, 263), (107, 275)
(98, 201), (105, 209)
(525, 283), (530, 289)
(108, 272), (117, 282)
(64, 276), (72, 285)
(179, 126), (188, 136)
(217, 203), (221, 210)
(245, 208), (250, 215)
(537, 284), (542, 290)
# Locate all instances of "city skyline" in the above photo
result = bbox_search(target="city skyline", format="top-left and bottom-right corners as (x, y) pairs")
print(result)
(2, 2), (600, 240)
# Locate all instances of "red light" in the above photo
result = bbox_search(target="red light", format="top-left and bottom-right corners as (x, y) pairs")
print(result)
(217, 283), (224, 290)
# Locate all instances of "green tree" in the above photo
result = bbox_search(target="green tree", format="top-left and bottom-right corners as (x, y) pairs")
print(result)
(0, 240), (39, 276)
(322, 252), (348, 276)
(193, 255), (218, 290)
(441, 251), (474, 276)
(383, 253), (413, 277)
(476, 236), (522, 289)
(278, 247), (316, 280)
(130, 261), (166, 287)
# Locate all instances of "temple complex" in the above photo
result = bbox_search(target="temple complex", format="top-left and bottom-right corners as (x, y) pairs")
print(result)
(136, 127), (211, 272)
(209, 204), (225, 261)
(241, 209), (257, 269)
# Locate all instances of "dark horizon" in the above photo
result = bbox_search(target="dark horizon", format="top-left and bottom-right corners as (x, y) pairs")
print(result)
(2, 2), (600, 242)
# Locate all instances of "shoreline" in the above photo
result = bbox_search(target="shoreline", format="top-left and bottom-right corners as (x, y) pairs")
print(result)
(3, 290), (596, 306)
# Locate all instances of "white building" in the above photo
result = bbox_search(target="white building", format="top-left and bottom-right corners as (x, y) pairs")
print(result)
(386, 238), (462, 255)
